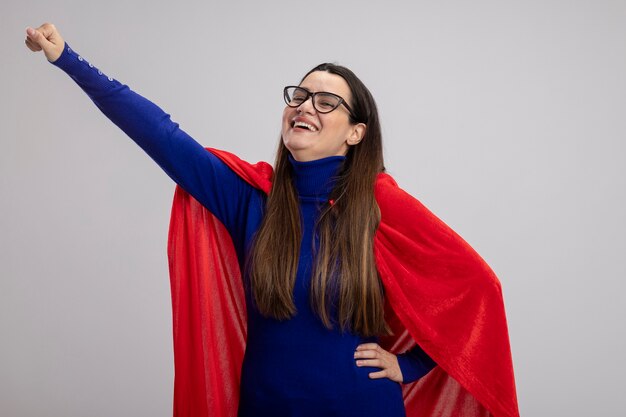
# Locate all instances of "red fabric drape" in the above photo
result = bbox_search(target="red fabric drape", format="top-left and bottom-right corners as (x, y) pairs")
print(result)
(167, 148), (519, 417)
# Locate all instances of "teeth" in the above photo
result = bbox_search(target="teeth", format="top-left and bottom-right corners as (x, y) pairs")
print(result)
(293, 121), (318, 132)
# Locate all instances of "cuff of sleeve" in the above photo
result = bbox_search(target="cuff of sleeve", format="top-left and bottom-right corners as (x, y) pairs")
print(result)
(49, 42), (118, 93)
(49, 42), (74, 69)
(396, 347), (437, 384)
(397, 352), (421, 384)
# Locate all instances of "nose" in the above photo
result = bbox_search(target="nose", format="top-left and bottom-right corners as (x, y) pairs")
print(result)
(296, 95), (316, 114)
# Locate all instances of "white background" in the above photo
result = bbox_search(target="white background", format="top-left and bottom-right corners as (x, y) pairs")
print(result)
(2, 1), (625, 416)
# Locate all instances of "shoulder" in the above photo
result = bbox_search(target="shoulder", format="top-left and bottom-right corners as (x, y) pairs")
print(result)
(206, 147), (274, 195)
(374, 172), (502, 292)
(374, 173), (431, 229)
(375, 173), (459, 239)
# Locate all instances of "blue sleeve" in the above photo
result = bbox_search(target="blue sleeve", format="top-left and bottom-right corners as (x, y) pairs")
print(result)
(396, 343), (437, 384)
(51, 42), (257, 239)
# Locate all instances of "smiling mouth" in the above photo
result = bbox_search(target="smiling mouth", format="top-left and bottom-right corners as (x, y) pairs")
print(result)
(292, 121), (318, 132)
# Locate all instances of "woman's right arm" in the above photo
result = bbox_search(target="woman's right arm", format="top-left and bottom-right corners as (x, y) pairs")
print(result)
(25, 24), (258, 235)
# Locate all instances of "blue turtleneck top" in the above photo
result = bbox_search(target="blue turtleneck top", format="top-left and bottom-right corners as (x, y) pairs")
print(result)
(52, 43), (436, 417)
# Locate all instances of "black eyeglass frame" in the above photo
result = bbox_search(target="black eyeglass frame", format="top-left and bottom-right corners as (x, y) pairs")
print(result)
(283, 86), (355, 118)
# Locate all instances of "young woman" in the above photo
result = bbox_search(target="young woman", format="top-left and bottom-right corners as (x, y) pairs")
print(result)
(25, 23), (519, 417)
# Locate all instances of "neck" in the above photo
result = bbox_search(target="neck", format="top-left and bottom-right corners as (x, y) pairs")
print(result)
(288, 153), (346, 198)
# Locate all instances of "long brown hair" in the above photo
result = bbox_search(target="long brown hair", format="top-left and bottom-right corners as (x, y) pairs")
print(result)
(246, 63), (388, 337)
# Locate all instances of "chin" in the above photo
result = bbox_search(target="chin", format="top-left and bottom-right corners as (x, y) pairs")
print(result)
(283, 142), (316, 161)
(283, 133), (313, 151)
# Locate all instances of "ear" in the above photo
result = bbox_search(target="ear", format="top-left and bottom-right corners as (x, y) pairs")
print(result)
(346, 123), (367, 146)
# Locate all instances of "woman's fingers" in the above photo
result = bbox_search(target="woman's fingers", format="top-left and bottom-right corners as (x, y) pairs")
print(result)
(355, 343), (380, 351)
(25, 23), (64, 63)
(355, 358), (383, 367)
(354, 343), (403, 383)
(368, 369), (389, 379)
(24, 36), (42, 52)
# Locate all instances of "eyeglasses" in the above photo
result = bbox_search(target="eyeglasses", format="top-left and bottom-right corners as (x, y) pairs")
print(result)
(283, 86), (355, 117)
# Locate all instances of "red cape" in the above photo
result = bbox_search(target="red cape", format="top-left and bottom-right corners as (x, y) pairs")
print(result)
(167, 148), (520, 417)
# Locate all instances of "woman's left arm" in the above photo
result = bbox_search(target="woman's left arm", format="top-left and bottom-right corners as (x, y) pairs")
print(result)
(354, 342), (436, 384)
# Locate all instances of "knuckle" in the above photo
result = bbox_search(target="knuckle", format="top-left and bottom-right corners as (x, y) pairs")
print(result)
(41, 23), (56, 34)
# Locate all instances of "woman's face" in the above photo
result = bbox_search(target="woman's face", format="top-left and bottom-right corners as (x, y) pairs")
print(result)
(282, 71), (365, 162)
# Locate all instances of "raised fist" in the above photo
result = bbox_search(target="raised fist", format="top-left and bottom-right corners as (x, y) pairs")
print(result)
(25, 23), (65, 63)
